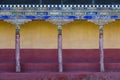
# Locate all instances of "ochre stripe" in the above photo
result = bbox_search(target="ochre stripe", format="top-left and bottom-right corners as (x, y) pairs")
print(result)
(0, 21), (15, 49)
(104, 20), (120, 48)
(0, 20), (120, 49)
(62, 20), (99, 49)
(20, 20), (58, 49)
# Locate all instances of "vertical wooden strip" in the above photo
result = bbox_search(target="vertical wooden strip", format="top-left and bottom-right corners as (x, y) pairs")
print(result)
(16, 25), (21, 72)
(58, 25), (63, 72)
(99, 25), (104, 72)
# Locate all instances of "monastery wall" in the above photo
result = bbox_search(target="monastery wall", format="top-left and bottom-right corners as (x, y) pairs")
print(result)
(0, 21), (15, 49)
(20, 20), (58, 49)
(0, 20), (120, 49)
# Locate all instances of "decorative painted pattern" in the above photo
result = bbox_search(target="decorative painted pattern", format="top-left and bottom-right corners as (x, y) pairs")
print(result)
(0, 5), (120, 20)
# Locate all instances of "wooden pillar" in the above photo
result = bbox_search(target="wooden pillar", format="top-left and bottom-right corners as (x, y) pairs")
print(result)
(4, 19), (32, 72)
(88, 19), (115, 72)
(99, 25), (104, 72)
(58, 25), (63, 72)
(46, 19), (73, 72)
(15, 24), (21, 72)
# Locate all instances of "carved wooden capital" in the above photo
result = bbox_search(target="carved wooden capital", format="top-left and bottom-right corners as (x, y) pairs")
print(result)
(4, 19), (32, 26)
(88, 19), (115, 26)
(46, 18), (74, 26)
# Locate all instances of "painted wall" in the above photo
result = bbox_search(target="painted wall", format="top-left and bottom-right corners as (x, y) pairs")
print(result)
(0, 20), (120, 49)
(20, 20), (58, 49)
(20, 20), (120, 49)
(104, 20), (120, 49)
(62, 20), (99, 49)
(0, 21), (15, 49)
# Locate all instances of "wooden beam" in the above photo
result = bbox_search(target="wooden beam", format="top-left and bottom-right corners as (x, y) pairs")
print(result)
(58, 25), (63, 72)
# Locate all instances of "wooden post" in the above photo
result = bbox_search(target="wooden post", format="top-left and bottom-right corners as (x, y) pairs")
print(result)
(88, 19), (115, 72)
(99, 25), (104, 72)
(3, 19), (32, 72)
(16, 24), (21, 72)
(58, 25), (63, 72)
(46, 19), (73, 72)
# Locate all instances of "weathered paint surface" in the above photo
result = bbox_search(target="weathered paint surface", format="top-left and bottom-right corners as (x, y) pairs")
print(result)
(0, 21), (15, 49)
(62, 20), (99, 49)
(20, 20), (57, 49)
(104, 20), (120, 48)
